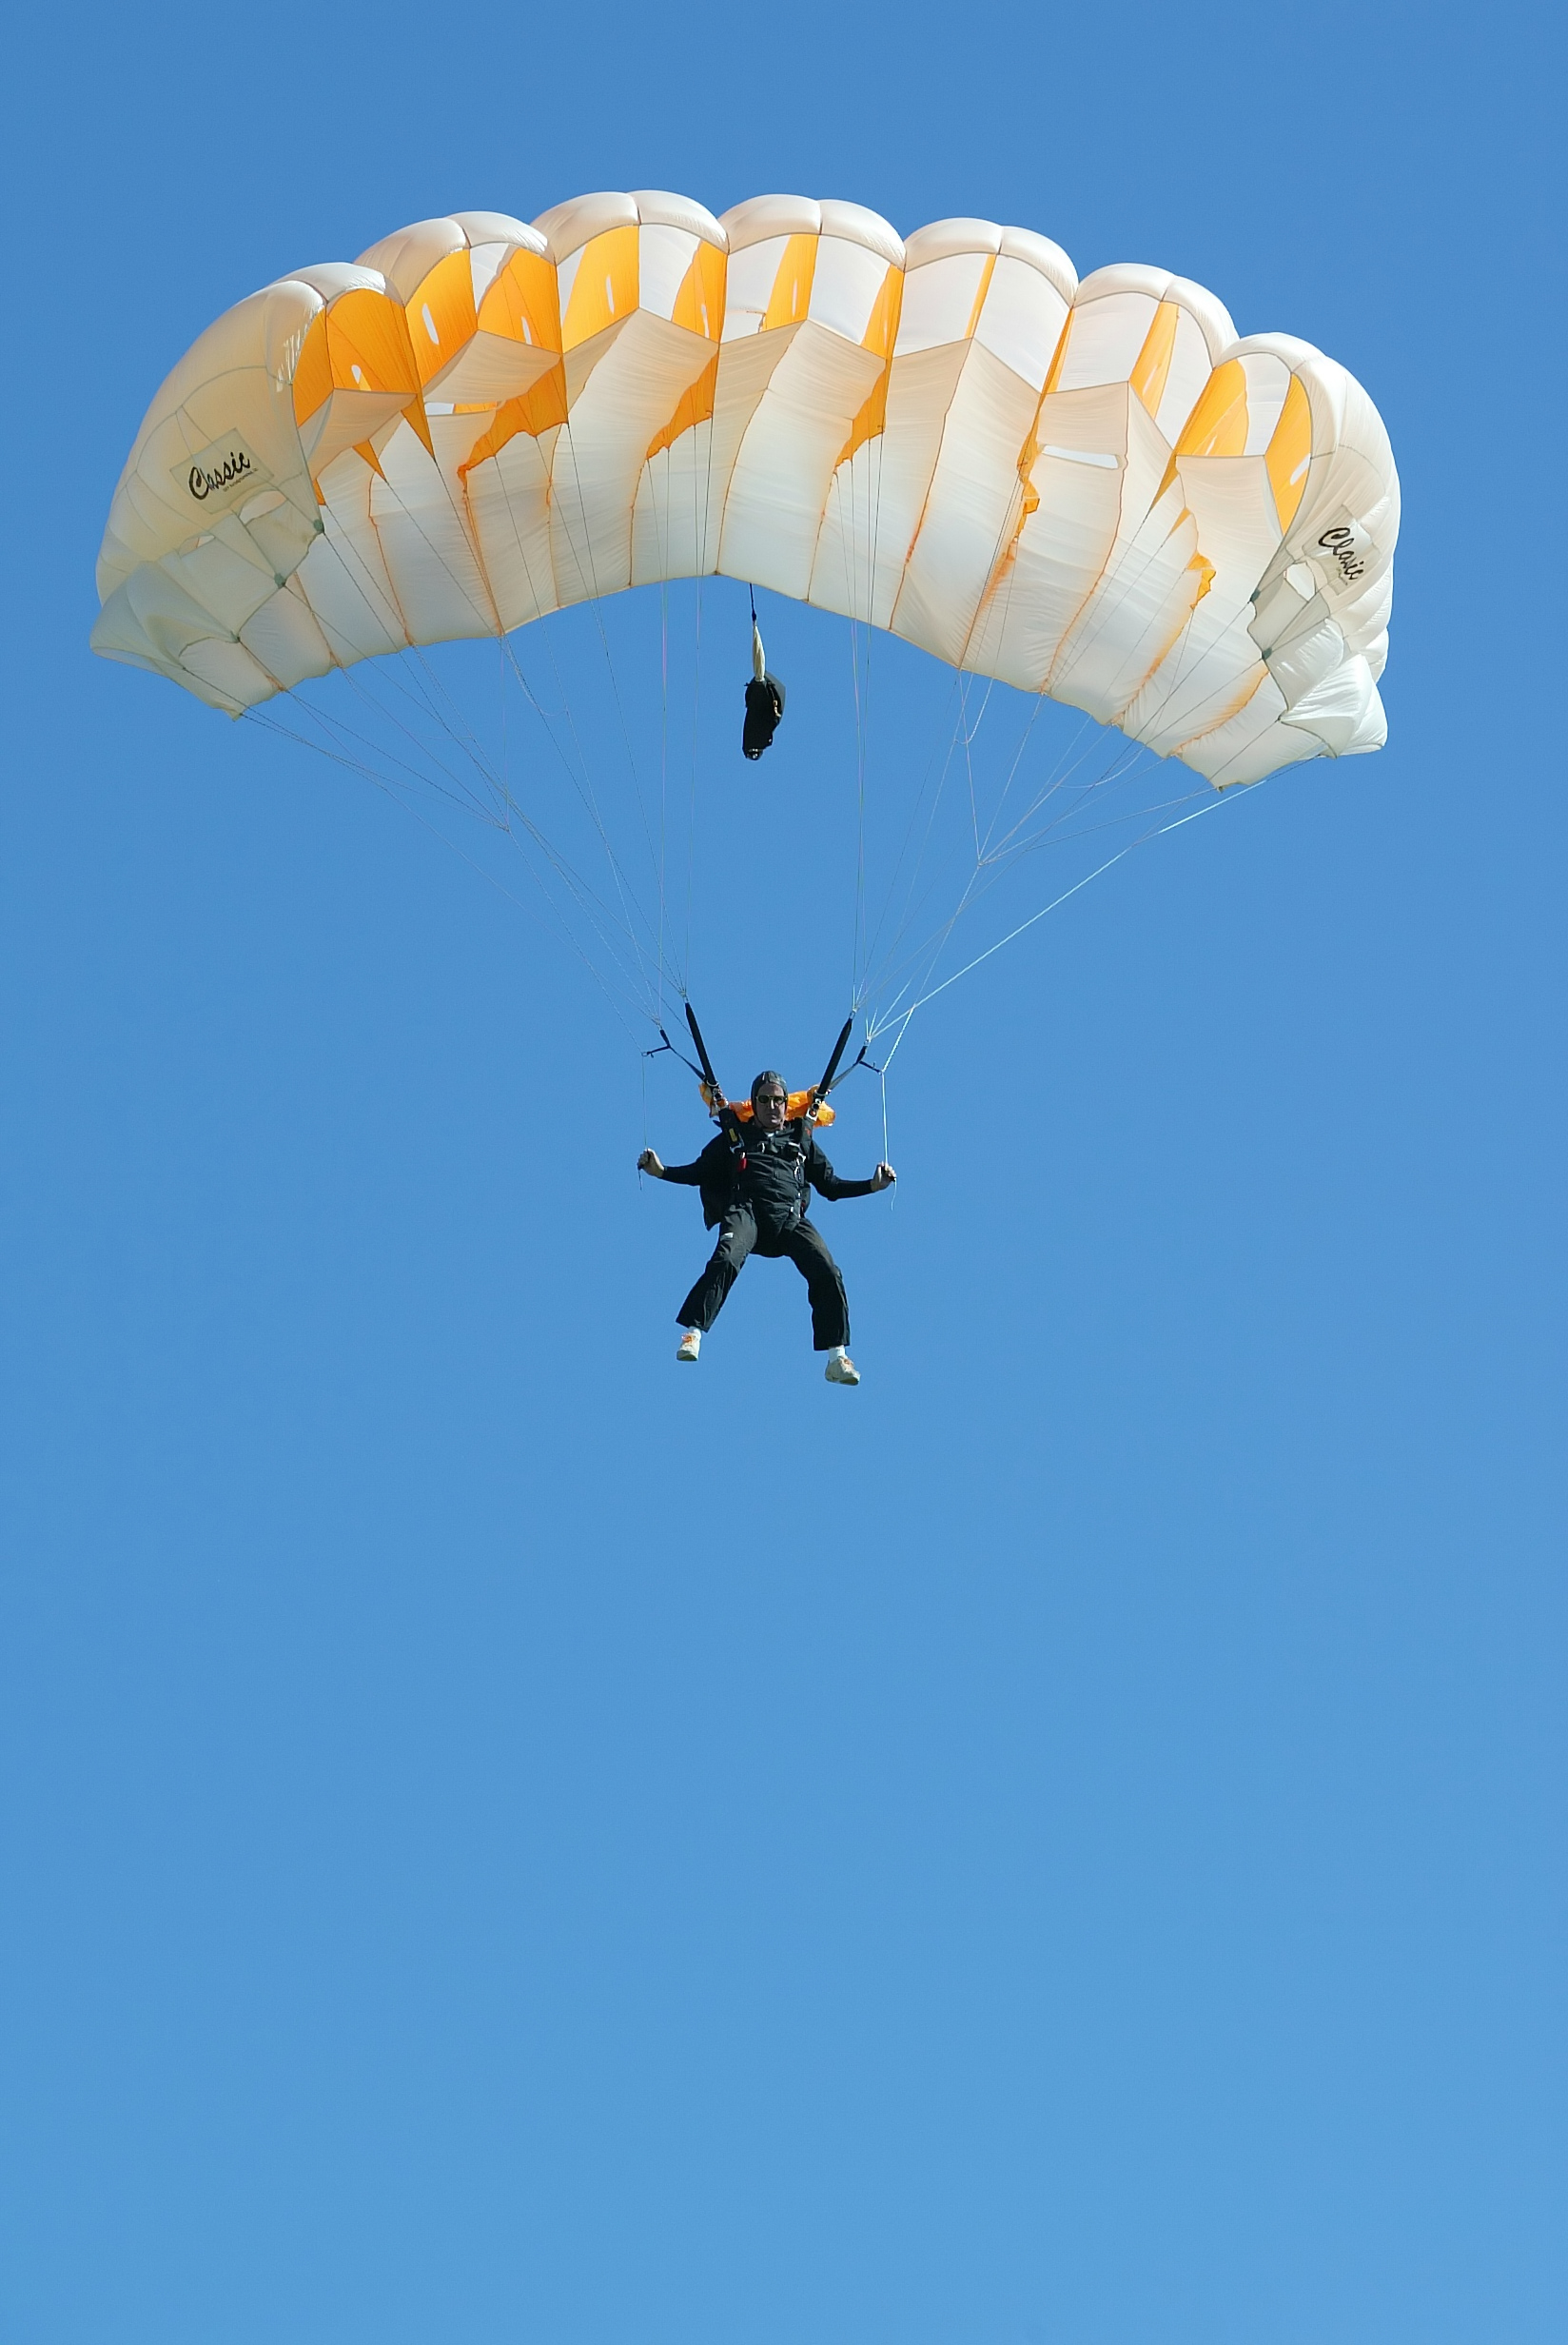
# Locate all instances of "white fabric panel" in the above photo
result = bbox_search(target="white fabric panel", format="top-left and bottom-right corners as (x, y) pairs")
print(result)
(811, 341), (968, 629)
(288, 263), (383, 305)
(1056, 290), (1161, 393)
(686, 329), (793, 534)
(1180, 676), (1312, 785)
(93, 187), (1400, 781)
(1152, 305), (1221, 443)
(451, 210), (539, 247)
(430, 331), (555, 408)
(1284, 652), (1379, 754)
(349, 429), (496, 645)
(902, 219), (1002, 269)
(809, 239), (891, 342)
(718, 326), (883, 600)
(1158, 274), (1237, 359)
(1342, 686), (1388, 755)
(239, 577), (335, 691)
(466, 243), (511, 307)
(1049, 403), (1205, 723)
(549, 312), (715, 603)
(808, 437), (887, 624)
(158, 519), (284, 636)
(815, 201), (904, 267)
(720, 196), (821, 249)
(973, 256), (1070, 390)
(180, 636), (277, 709)
(896, 250), (992, 355)
(95, 282), (321, 598)
(964, 382), (1131, 691)
(1254, 609), (1347, 711)
(887, 345), (1041, 664)
(95, 564), (236, 691)
(295, 482), (408, 664)
(998, 227), (1076, 305)
(532, 190), (639, 261)
(637, 225), (701, 320)
(1239, 351), (1292, 454)
(462, 428), (559, 631)
(628, 190), (726, 246)
(300, 387), (408, 480)
(721, 236), (793, 337)
(553, 246), (592, 325)
(1123, 452), (1295, 751)
(356, 218), (466, 301)
(632, 422), (721, 585)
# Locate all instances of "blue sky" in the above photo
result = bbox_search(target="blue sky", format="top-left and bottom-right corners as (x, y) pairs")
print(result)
(2, 5), (1563, 2342)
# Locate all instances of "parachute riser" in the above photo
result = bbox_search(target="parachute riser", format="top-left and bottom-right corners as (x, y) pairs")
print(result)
(653, 1001), (876, 1130)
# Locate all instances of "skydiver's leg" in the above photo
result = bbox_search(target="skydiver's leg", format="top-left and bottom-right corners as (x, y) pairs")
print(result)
(780, 1219), (851, 1350)
(676, 1207), (758, 1333)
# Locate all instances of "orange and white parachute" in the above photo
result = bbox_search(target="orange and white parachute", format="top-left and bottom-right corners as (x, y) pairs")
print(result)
(93, 190), (1396, 792)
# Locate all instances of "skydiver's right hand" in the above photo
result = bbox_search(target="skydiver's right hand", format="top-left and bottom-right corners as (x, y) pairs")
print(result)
(637, 1149), (664, 1177)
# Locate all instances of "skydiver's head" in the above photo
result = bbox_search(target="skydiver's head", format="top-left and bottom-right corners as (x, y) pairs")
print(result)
(751, 1071), (789, 1132)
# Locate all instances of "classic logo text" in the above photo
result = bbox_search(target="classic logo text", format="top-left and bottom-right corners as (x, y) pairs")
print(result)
(1318, 524), (1367, 584)
(189, 447), (253, 501)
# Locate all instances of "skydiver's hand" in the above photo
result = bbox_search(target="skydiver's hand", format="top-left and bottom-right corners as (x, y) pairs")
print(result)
(871, 1161), (896, 1190)
(637, 1149), (664, 1177)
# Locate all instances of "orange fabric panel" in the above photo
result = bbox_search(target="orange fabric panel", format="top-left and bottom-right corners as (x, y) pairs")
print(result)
(1131, 301), (1179, 417)
(671, 242), (727, 341)
(1265, 375), (1312, 532)
(1007, 315), (1077, 524)
(762, 235), (817, 331)
(1176, 359), (1249, 458)
(836, 368), (890, 471)
(560, 226), (639, 350)
(861, 265), (905, 360)
(409, 249), (478, 386)
(646, 353), (719, 461)
(326, 289), (421, 397)
(1014, 414), (1045, 522)
(291, 309), (332, 426)
(478, 249), (562, 353)
(1040, 310), (1073, 398)
(964, 252), (998, 345)
(457, 365), (569, 476)
(295, 291), (433, 459)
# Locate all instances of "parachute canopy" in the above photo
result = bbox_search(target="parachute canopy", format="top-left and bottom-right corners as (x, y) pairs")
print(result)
(93, 190), (1397, 792)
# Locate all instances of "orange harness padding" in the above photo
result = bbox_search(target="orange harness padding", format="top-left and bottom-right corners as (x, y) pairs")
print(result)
(698, 1081), (834, 1127)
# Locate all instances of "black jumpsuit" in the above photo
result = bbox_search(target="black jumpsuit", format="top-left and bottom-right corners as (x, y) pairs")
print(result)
(658, 1123), (880, 1349)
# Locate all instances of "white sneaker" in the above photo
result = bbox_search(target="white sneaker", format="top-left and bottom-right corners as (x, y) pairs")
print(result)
(676, 1328), (701, 1362)
(824, 1350), (860, 1386)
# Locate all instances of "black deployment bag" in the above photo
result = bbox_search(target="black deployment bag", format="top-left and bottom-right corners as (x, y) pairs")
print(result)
(742, 672), (786, 759)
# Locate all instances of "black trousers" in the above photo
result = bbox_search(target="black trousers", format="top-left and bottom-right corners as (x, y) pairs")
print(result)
(677, 1208), (850, 1349)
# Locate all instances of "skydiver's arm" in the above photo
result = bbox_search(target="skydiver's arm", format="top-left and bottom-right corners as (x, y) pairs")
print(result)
(807, 1142), (896, 1200)
(640, 1130), (728, 1184)
(638, 1151), (705, 1184)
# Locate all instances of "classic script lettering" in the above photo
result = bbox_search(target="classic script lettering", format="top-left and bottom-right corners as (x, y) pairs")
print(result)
(1318, 523), (1366, 584)
(189, 447), (252, 501)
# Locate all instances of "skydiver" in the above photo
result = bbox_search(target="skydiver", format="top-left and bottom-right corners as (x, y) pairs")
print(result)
(637, 1071), (895, 1383)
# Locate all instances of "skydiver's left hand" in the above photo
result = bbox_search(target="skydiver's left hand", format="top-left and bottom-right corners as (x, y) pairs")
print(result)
(871, 1162), (896, 1190)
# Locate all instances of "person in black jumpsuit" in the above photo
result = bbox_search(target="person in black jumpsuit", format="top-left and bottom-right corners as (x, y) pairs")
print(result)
(638, 1071), (895, 1381)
